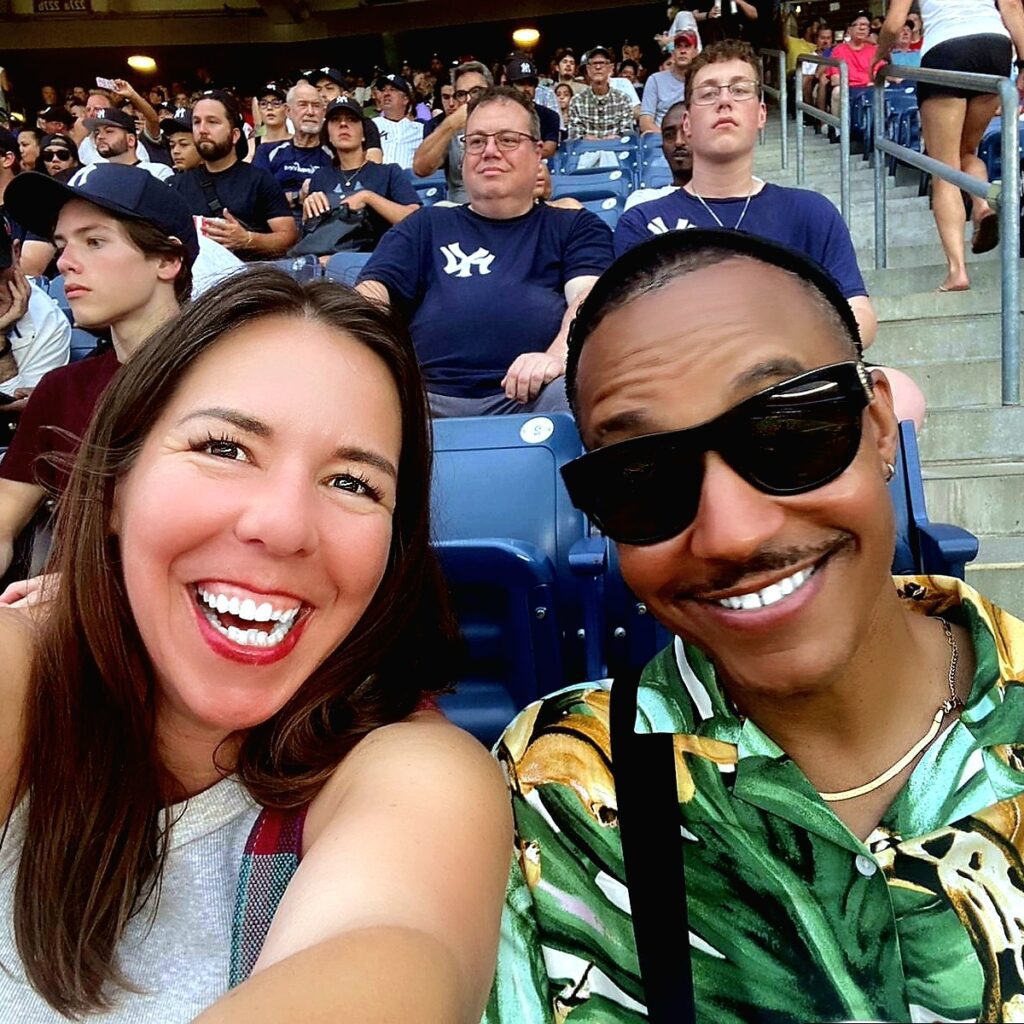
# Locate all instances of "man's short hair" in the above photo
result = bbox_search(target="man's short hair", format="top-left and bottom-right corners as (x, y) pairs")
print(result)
(452, 61), (494, 88)
(466, 85), (541, 141)
(683, 40), (762, 106)
(565, 229), (863, 410)
(285, 82), (319, 106)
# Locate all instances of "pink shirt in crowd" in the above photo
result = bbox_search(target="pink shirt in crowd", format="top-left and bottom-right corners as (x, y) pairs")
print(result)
(827, 41), (880, 87)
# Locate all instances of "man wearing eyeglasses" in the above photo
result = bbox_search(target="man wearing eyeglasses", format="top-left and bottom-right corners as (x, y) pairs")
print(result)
(485, 227), (1024, 1024)
(413, 61), (494, 205)
(358, 86), (613, 416)
(568, 46), (637, 140)
(614, 40), (877, 348)
(371, 73), (423, 170)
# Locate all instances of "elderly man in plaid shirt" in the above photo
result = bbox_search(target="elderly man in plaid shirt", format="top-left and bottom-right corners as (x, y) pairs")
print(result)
(568, 46), (637, 139)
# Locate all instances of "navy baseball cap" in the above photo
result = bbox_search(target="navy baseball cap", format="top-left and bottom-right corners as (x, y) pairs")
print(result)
(314, 67), (345, 88)
(376, 73), (412, 97)
(84, 107), (137, 132)
(324, 97), (367, 123)
(4, 163), (199, 267)
(160, 110), (193, 135)
(0, 222), (12, 271)
(38, 104), (74, 127)
(506, 58), (540, 83)
(0, 127), (17, 157)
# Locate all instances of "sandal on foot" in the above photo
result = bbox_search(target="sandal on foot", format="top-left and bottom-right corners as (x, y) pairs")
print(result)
(971, 212), (999, 255)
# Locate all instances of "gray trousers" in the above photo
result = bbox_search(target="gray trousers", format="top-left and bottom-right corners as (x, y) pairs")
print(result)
(427, 377), (571, 418)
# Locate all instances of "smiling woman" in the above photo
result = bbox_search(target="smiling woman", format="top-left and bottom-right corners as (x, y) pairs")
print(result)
(0, 266), (511, 1023)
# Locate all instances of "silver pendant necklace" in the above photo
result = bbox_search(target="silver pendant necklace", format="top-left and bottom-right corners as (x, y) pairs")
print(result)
(340, 161), (366, 189)
(689, 179), (756, 231)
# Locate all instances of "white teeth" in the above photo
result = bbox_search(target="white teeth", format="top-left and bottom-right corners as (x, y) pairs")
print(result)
(195, 586), (303, 648)
(715, 565), (816, 611)
(239, 598), (257, 621)
(254, 602), (273, 622)
(228, 596), (241, 616)
(216, 594), (230, 614)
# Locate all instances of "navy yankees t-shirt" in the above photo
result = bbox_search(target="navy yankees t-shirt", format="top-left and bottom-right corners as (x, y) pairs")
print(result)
(169, 160), (291, 233)
(307, 161), (420, 242)
(614, 183), (868, 299)
(253, 140), (334, 213)
(360, 203), (614, 397)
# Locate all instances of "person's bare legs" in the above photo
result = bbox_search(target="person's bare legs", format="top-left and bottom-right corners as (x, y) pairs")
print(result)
(961, 92), (1001, 231)
(921, 95), (972, 291)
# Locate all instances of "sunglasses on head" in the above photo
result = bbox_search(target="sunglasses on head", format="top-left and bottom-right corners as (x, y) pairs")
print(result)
(561, 361), (873, 546)
(44, 148), (72, 161)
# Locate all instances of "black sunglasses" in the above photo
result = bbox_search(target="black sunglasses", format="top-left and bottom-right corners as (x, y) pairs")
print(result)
(561, 361), (873, 546)
(44, 148), (72, 161)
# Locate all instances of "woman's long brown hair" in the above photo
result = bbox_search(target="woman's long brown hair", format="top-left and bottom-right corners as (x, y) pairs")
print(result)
(11, 266), (459, 1016)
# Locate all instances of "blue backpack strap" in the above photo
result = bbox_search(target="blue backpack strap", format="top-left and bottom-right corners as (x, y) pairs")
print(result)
(229, 803), (309, 987)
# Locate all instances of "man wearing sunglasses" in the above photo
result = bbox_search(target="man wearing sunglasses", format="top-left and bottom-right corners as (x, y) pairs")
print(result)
(413, 61), (494, 205)
(615, 39), (877, 349)
(485, 228), (1024, 1024)
(359, 86), (613, 416)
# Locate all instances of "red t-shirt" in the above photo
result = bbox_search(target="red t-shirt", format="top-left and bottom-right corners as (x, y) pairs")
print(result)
(828, 41), (880, 87)
(0, 347), (120, 492)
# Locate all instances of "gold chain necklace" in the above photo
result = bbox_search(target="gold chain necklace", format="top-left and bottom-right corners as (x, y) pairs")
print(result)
(819, 619), (961, 803)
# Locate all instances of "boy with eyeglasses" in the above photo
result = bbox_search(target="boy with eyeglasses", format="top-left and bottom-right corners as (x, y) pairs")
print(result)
(484, 227), (1024, 1024)
(615, 40), (878, 350)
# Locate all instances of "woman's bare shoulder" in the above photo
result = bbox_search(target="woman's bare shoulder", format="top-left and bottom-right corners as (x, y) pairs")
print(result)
(0, 608), (36, 811)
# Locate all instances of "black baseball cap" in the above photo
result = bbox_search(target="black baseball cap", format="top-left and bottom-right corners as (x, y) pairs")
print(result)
(84, 107), (137, 132)
(582, 46), (615, 64)
(0, 127), (17, 157)
(506, 58), (540, 83)
(313, 67), (345, 88)
(41, 132), (79, 159)
(259, 82), (287, 101)
(160, 110), (193, 135)
(324, 96), (368, 123)
(38, 104), (74, 127)
(0, 222), (11, 271)
(375, 73), (412, 97)
(4, 163), (199, 267)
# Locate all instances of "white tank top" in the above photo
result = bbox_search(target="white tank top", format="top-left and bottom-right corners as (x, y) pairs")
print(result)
(0, 777), (260, 1022)
(920, 0), (1010, 57)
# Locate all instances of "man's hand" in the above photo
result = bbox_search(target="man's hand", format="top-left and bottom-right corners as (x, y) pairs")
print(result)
(0, 267), (30, 333)
(446, 103), (470, 133)
(4, 388), (32, 414)
(341, 191), (374, 212)
(501, 352), (565, 404)
(201, 208), (251, 250)
(302, 191), (331, 220)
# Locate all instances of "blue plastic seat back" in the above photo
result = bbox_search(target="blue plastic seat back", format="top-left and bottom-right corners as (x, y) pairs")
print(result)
(550, 169), (631, 202)
(47, 275), (73, 324)
(416, 185), (445, 207)
(890, 420), (978, 579)
(69, 328), (100, 362)
(323, 250), (372, 286)
(411, 171), (447, 205)
(562, 149), (638, 181)
(638, 159), (674, 189)
(266, 255), (322, 281)
(579, 196), (624, 229)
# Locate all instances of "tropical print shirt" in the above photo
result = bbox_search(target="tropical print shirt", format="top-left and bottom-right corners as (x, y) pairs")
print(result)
(483, 576), (1024, 1023)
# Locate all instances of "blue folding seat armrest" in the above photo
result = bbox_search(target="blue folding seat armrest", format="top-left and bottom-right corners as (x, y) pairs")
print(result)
(568, 535), (609, 680)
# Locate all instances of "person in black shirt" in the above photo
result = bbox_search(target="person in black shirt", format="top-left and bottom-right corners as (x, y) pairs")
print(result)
(168, 90), (297, 259)
(302, 97), (420, 249)
(505, 58), (561, 160)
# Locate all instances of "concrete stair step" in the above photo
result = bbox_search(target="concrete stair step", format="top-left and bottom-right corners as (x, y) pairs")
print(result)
(964, 536), (1024, 617)
(924, 461), (1024, 536)
(918, 406), (1024, 462)
(857, 240), (1000, 268)
(875, 286), (1008, 322)
(881, 358), (1023, 410)
(865, 257), (1011, 296)
(873, 307), (1018, 363)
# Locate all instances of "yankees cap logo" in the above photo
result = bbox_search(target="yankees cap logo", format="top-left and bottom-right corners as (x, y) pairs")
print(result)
(520, 62), (532, 73)
(95, 109), (108, 120)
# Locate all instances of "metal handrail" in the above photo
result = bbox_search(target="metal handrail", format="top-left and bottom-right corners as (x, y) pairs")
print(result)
(872, 63), (1020, 406)
(793, 53), (851, 225)
(759, 48), (788, 170)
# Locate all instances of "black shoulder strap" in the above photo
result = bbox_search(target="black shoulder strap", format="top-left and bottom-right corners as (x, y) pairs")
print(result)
(196, 167), (224, 217)
(610, 667), (696, 1024)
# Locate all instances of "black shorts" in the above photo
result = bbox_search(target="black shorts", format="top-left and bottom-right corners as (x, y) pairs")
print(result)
(917, 34), (1012, 104)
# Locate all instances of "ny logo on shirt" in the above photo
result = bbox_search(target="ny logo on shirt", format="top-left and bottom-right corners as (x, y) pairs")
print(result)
(440, 243), (495, 278)
(647, 216), (692, 235)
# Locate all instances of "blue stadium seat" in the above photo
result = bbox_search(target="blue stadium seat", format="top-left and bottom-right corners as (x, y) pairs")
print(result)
(580, 196), (624, 230)
(889, 420), (978, 579)
(69, 328), (100, 362)
(266, 255), (322, 281)
(323, 251), (372, 286)
(638, 158), (673, 189)
(430, 413), (605, 742)
(562, 149), (637, 181)
(411, 171), (447, 205)
(46, 275), (73, 324)
(550, 169), (631, 202)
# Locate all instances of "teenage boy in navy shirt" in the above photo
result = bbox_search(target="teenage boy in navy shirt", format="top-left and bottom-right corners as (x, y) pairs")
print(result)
(357, 87), (614, 417)
(614, 40), (878, 347)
